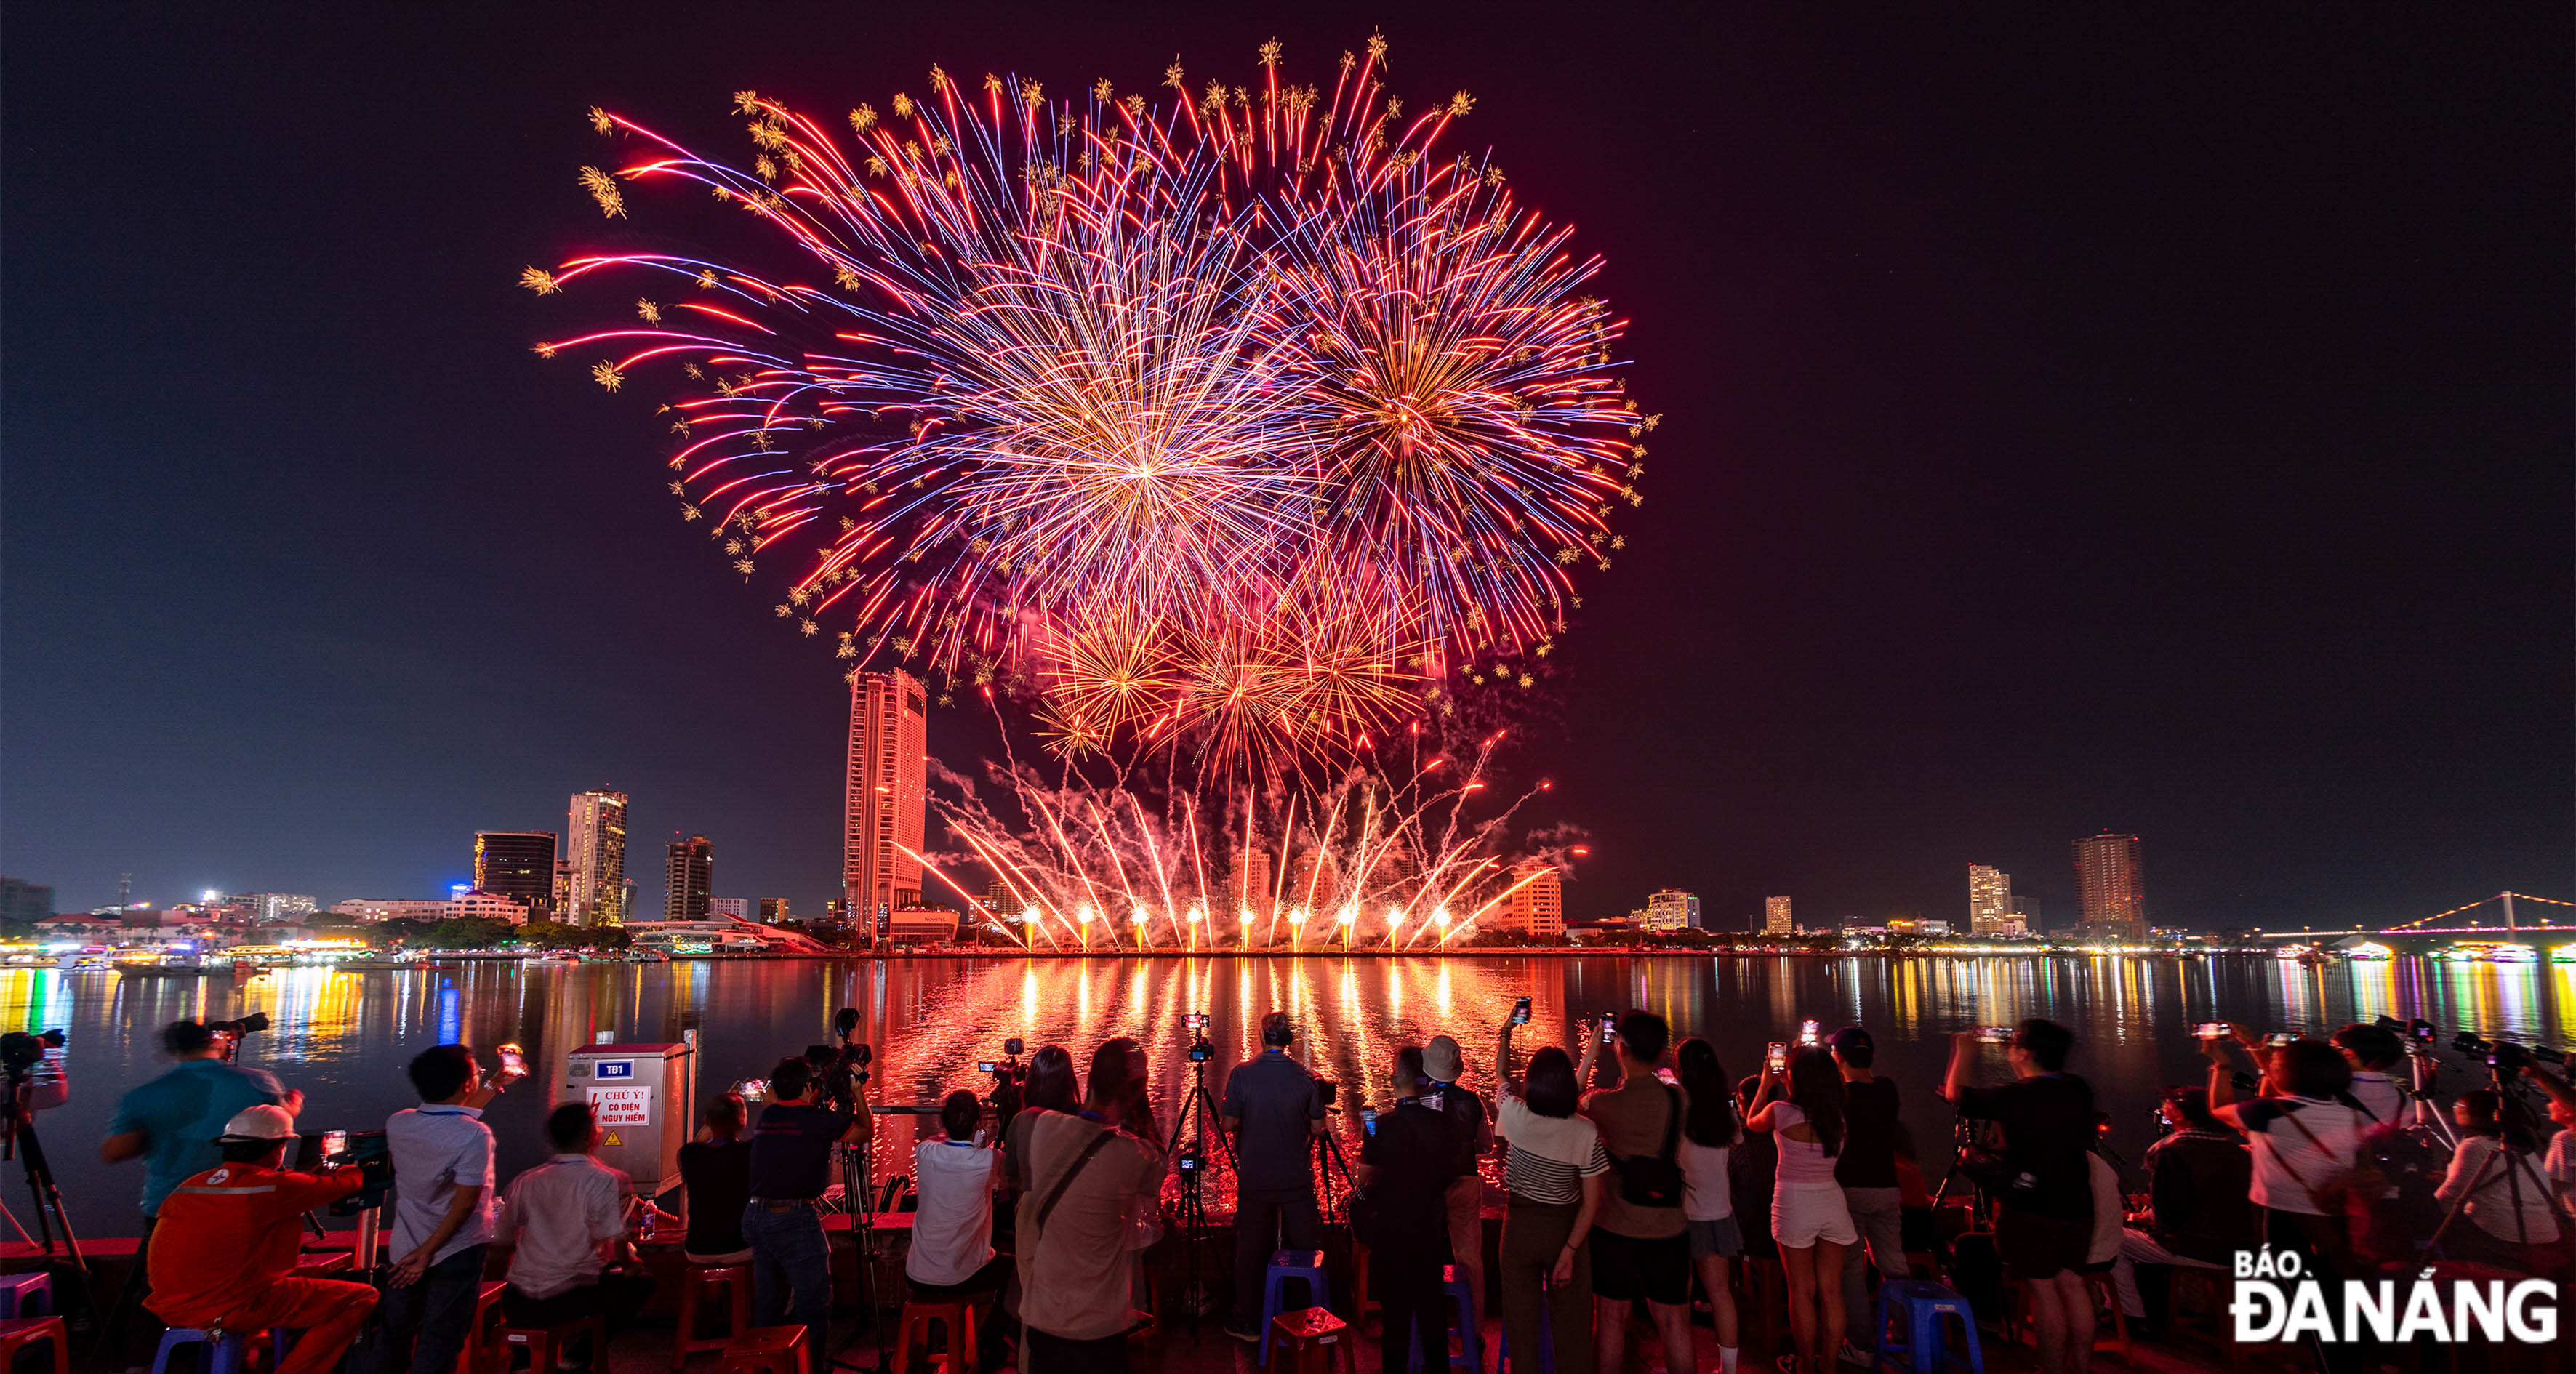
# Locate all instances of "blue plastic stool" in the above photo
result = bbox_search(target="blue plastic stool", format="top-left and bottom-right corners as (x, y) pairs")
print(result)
(1874, 1280), (1986, 1374)
(1496, 1277), (1556, 1374)
(151, 1326), (293, 1374)
(1404, 1266), (1480, 1373)
(1259, 1250), (1331, 1367)
(0, 1272), (52, 1319)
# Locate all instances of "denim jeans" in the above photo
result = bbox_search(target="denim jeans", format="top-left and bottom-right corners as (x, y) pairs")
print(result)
(743, 1202), (832, 1357)
(375, 1244), (489, 1374)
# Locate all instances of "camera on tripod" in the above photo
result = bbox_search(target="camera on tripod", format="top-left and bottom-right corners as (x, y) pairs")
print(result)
(294, 1129), (395, 1216)
(2451, 1032), (2566, 1073)
(206, 1013), (270, 1060)
(0, 1031), (63, 1077)
(1316, 1080), (1338, 1108)
(2375, 1014), (2439, 1048)
(1183, 1013), (1214, 1063)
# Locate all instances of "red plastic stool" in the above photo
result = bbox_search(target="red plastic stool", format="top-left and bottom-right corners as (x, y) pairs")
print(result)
(718, 1327), (811, 1374)
(501, 1313), (605, 1374)
(673, 1265), (754, 1369)
(893, 1300), (976, 1374)
(0, 1317), (69, 1374)
(1269, 1309), (1358, 1374)
(459, 1282), (507, 1374)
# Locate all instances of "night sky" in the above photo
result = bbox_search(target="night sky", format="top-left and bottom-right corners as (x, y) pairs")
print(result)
(4, 4), (2567, 929)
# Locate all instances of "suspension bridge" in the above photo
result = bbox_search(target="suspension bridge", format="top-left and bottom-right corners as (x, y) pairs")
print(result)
(2252, 891), (2575, 941)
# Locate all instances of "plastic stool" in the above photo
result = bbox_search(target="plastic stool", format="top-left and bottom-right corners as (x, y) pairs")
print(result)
(1269, 1309), (1358, 1374)
(2082, 1271), (2130, 1362)
(1348, 1243), (1381, 1322)
(674, 1265), (754, 1369)
(460, 1282), (507, 1374)
(0, 1317), (69, 1374)
(0, 1274), (52, 1320)
(1258, 1250), (1331, 1366)
(1873, 1279), (1986, 1374)
(718, 1326), (811, 1374)
(1403, 1266), (1480, 1373)
(502, 1314), (606, 1374)
(893, 1299), (976, 1374)
(148, 1327), (291, 1374)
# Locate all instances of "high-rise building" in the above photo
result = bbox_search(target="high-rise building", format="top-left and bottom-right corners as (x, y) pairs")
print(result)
(758, 898), (792, 924)
(1644, 889), (1701, 931)
(1506, 864), (1564, 941)
(1967, 864), (2014, 934)
(474, 832), (558, 920)
(551, 861), (575, 920)
(229, 893), (316, 925)
(1227, 845), (1274, 920)
(2011, 896), (2042, 932)
(0, 877), (54, 925)
(665, 837), (713, 922)
(2073, 832), (2146, 939)
(709, 897), (749, 922)
(1764, 895), (1794, 936)
(566, 790), (630, 925)
(844, 670), (927, 941)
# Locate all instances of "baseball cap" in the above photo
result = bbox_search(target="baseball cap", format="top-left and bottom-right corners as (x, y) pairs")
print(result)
(1828, 1026), (1874, 1056)
(216, 1104), (297, 1143)
(1423, 1035), (1464, 1084)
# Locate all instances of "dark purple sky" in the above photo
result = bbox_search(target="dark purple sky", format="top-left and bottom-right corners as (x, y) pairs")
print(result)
(4, 3), (2567, 928)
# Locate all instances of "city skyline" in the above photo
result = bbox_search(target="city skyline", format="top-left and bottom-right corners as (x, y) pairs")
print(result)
(3, 7), (2566, 928)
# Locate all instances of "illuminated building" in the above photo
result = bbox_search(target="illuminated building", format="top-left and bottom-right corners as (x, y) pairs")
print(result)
(1506, 864), (1564, 941)
(445, 885), (531, 924)
(2073, 832), (2147, 939)
(665, 837), (713, 922)
(757, 898), (790, 923)
(710, 897), (748, 922)
(886, 906), (961, 944)
(230, 893), (316, 924)
(1228, 846), (1274, 920)
(1644, 888), (1701, 931)
(1765, 895), (1794, 936)
(566, 790), (630, 925)
(329, 898), (448, 923)
(473, 832), (558, 920)
(844, 670), (927, 942)
(1968, 864), (2020, 935)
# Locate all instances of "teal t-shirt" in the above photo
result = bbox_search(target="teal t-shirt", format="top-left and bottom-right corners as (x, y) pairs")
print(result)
(107, 1058), (284, 1217)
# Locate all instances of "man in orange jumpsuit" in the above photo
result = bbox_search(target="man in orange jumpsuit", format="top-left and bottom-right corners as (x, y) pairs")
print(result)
(147, 1105), (378, 1374)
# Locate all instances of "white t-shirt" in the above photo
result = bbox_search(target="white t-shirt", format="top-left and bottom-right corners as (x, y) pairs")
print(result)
(2546, 1129), (2574, 1200)
(1681, 1137), (1736, 1221)
(2087, 1153), (2122, 1265)
(2346, 1072), (2404, 1128)
(907, 1139), (998, 1286)
(2237, 1097), (2367, 1216)
(495, 1154), (628, 1301)
(2437, 1136), (2562, 1246)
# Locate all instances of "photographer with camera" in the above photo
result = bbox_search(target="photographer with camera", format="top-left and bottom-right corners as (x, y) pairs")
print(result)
(1218, 1011), (1325, 1345)
(1942, 1021), (2096, 1374)
(2523, 1061), (2576, 1218)
(2433, 1085), (2561, 1269)
(373, 1044), (524, 1374)
(147, 1105), (376, 1374)
(2108, 1088), (2251, 1328)
(2329, 1023), (2407, 1127)
(909, 1090), (1008, 1297)
(744, 1053), (867, 1357)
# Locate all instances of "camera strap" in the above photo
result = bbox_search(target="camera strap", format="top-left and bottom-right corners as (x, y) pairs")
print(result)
(1034, 1126), (1120, 1232)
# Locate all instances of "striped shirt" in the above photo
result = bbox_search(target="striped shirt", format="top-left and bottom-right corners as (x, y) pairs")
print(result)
(1497, 1089), (1610, 1205)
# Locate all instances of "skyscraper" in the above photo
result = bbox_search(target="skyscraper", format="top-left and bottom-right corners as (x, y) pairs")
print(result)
(1765, 895), (1794, 935)
(1967, 864), (2014, 934)
(474, 832), (558, 920)
(1506, 864), (1564, 941)
(1645, 889), (1701, 931)
(1228, 845), (1274, 920)
(2073, 832), (2146, 939)
(566, 790), (630, 925)
(665, 837), (713, 922)
(844, 670), (927, 941)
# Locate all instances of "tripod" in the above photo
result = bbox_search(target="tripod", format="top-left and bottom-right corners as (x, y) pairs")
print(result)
(2423, 1069), (2547, 1262)
(1, 1064), (92, 1351)
(1309, 1117), (1356, 1224)
(1163, 1048), (1237, 1340)
(2398, 1045), (2459, 1148)
(830, 1122), (895, 1374)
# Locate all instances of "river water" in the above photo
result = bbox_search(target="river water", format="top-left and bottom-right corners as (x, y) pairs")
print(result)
(5, 953), (2569, 1237)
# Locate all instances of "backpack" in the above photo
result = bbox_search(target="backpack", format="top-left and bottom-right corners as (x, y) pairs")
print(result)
(1610, 1085), (1685, 1209)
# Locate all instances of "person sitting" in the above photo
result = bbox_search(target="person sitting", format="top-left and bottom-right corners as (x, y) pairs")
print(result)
(909, 1090), (1009, 1297)
(677, 1093), (753, 1265)
(494, 1103), (656, 1363)
(2435, 1088), (2562, 1269)
(146, 1105), (376, 1374)
(2111, 1088), (2252, 1325)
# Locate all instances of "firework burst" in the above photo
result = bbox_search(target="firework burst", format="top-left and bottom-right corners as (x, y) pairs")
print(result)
(532, 36), (1646, 775)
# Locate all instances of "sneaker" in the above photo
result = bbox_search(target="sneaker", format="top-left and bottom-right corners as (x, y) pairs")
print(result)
(1224, 1320), (1264, 1344)
(1837, 1341), (1874, 1367)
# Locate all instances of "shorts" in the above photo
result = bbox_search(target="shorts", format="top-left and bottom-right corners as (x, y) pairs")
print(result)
(1995, 1207), (2091, 1281)
(1588, 1227), (1691, 1306)
(1771, 1182), (1859, 1249)
(1687, 1216), (1743, 1260)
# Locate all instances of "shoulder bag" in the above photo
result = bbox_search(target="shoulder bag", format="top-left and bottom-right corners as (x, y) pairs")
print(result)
(1610, 1085), (1686, 1208)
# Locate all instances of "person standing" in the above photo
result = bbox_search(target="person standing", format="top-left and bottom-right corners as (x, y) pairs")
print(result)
(1017, 1039), (1166, 1374)
(2330, 1024), (2408, 1128)
(1580, 1012), (1696, 1374)
(1420, 1034), (1493, 1331)
(1219, 1011), (1325, 1343)
(1360, 1048), (1466, 1374)
(148, 1106), (376, 1374)
(743, 1056), (866, 1358)
(1747, 1048), (1856, 1374)
(101, 1019), (300, 1360)
(1943, 1021), (2097, 1374)
(377, 1045), (521, 1374)
(1494, 1019), (1608, 1374)
(676, 1093), (754, 1265)
(1828, 1027), (1905, 1366)
(494, 1103), (656, 1359)
(1675, 1040), (1744, 1374)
